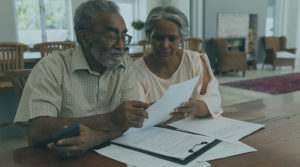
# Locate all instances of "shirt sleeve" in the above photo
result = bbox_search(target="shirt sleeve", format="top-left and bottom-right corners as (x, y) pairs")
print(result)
(136, 70), (147, 103)
(198, 53), (223, 118)
(120, 57), (140, 102)
(14, 56), (63, 123)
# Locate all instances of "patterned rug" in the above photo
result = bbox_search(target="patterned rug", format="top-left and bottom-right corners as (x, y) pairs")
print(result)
(221, 73), (300, 95)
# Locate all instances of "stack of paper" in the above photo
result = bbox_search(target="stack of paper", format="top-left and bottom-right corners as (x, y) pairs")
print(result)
(94, 76), (265, 166)
(112, 126), (216, 161)
(169, 116), (265, 141)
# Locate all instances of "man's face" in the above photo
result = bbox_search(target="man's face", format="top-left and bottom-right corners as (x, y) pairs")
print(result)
(85, 11), (127, 70)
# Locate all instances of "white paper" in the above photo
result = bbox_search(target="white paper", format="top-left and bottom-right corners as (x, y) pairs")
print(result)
(196, 140), (256, 162)
(96, 144), (211, 167)
(169, 116), (265, 141)
(112, 126), (215, 160)
(125, 75), (200, 135)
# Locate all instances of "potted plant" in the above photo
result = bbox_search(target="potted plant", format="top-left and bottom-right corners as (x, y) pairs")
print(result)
(132, 20), (146, 41)
(131, 20), (145, 30)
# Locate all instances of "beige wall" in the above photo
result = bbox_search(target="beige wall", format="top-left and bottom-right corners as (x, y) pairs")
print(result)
(282, 0), (299, 48)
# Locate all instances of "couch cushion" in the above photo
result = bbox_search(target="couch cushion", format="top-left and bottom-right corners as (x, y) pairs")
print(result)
(277, 51), (296, 59)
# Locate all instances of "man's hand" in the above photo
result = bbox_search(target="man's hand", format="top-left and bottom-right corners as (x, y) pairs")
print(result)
(47, 124), (121, 158)
(110, 101), (150, 129)
(170, 99), (210, 120)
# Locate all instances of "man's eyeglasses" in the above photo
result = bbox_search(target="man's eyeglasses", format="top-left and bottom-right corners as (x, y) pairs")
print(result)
(83, 28), (132, 45)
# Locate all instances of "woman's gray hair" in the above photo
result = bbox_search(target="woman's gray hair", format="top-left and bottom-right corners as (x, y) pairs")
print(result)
(74, 0), (120, 42)
(145, 6), (189, 41)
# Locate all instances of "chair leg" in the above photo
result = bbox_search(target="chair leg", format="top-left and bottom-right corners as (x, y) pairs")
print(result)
(242, 71), (246, 77)
(273, 65), (275, 71)
(261, 63), (264, 70)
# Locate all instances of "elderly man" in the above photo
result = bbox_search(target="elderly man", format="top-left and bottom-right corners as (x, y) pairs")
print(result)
(14, 0), (149, 157)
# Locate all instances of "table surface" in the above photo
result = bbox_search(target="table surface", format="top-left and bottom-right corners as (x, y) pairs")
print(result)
(1, 91), (300, 167)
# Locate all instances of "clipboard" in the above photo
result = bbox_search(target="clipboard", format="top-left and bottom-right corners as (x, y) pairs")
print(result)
(111, 129), (221, 165)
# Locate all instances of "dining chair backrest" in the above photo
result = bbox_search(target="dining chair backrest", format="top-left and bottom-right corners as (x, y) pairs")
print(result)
(183, 37), (203, 52)
(0, 42), (29, 76)
(5, 69), (32, 101)
(33, 41), (76, 57)
(138, 40), (151, 56)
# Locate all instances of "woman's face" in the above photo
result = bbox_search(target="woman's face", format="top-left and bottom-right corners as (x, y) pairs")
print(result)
(150, 19), (182, 61)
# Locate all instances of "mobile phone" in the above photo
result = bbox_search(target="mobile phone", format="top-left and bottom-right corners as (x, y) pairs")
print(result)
(51, 124), (80, 144)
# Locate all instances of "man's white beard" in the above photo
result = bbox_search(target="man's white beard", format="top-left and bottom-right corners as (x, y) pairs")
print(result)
(90, 44), (123, 70)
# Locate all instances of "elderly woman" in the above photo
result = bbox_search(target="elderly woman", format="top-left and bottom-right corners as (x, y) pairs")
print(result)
(134, 6), (223, 119)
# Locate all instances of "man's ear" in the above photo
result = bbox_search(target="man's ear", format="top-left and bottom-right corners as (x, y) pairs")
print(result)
(78, 30), (90, 48)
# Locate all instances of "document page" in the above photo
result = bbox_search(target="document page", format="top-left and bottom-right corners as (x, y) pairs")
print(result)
(196, 140), (256, 162)
(169, 117), (265, 141)
(113, 126), (215, 160)
(125, 75), (200, 135)
(96, 145), (211, 167)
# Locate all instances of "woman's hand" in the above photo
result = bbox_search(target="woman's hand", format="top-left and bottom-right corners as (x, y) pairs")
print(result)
(170, 99), (210, 119)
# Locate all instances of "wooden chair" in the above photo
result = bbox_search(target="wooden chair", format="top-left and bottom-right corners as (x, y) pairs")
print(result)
(138, 40), (151, 56)
(262, 36), (296, 70)
(33, 41), (76, 58)
(0, 42), (29, 89)
(127, 52), (143, 61)
(1, 69), (31, 127)
(211, 38), (247, 77)
(5, 69), (31, 101)
(183, 37), (204, 53)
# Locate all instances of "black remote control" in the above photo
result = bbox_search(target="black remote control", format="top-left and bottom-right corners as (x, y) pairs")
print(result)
(51, 124), (80, 144)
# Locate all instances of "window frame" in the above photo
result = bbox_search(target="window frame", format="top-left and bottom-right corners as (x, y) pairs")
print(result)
(15, 0), (73, 45)
(112, 0), (140, 44)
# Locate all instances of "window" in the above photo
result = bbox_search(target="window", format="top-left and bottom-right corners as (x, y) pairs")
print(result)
(113, 0), (147, 44)
(265, 6), (275, 36)
(112, 0), (137, 43)
(15, 0), (73, 47)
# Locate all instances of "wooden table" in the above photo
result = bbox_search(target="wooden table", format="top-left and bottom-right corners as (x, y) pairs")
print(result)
(211, 91), (300, 167)
(0, 146), (125, 167)
(1, 92), (300, 167)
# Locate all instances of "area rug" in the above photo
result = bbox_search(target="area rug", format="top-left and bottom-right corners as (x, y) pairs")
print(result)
(221, 73), (300, 95)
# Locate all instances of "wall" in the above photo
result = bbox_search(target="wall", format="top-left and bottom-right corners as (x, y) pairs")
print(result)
(282, 0), (299, 49)
(161, 0), (190, 23)
(190, 0), (204, 38)
(275, 0), (300, 57)
(0, 0), (17, 42)
(204, 0), (268, 66)
(146, 0), (163, 14)
(297, 1), (300, 58)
